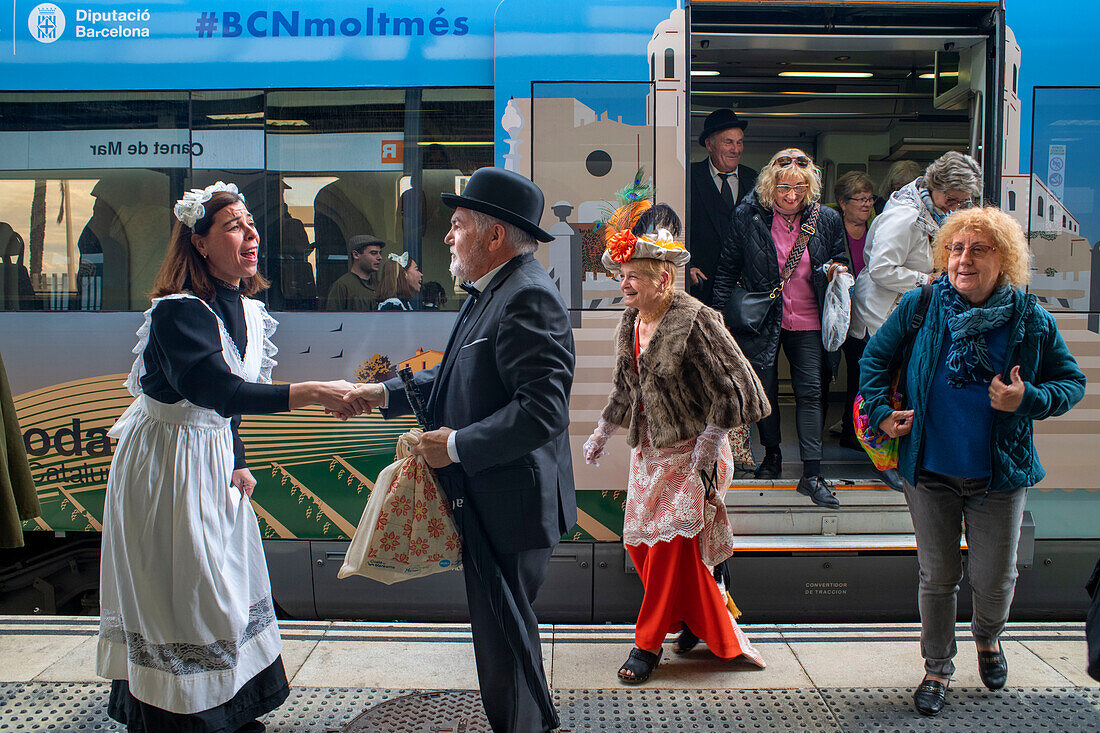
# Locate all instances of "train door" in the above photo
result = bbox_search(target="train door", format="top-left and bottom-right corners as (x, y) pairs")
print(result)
(685, 1), (1007, 594)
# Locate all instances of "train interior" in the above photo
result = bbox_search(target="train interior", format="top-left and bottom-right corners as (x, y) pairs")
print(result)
(682, 5), (1000, 553)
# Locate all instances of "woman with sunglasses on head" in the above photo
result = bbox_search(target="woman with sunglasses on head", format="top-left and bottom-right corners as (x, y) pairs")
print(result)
(850, 151), (982, 341)
(859, 207), (1084, 717)
(584, 200), (770, 685)
(712, 149), (849, 508)
(97, 182), (358, 732)
(375, 251), (423, 311)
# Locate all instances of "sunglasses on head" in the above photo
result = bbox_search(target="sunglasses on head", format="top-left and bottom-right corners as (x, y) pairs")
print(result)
(775, 155), (811, 169)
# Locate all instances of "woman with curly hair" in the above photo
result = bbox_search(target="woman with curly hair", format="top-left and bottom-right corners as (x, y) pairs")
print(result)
(860, 206), (1085, 716)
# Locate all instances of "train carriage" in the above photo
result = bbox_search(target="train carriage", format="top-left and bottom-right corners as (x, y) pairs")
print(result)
(1, 0), (1097, 622)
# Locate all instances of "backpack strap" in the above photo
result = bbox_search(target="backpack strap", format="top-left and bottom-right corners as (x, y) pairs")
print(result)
(893, 282), (934, 394)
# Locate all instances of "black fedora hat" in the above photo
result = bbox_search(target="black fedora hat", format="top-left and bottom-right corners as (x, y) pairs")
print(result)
(699, 108), (748, 146)
(441, 167), (553, 242)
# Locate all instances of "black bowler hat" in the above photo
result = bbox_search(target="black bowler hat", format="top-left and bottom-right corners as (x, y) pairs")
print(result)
(441, 167), (553, 243)
(699, 108), (748, 146)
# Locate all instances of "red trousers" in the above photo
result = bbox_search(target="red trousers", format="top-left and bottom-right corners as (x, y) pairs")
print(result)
(627, 535), (745, 660)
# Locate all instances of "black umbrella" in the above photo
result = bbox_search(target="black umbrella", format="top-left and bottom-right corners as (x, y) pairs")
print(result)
(398, 368), (560, 731)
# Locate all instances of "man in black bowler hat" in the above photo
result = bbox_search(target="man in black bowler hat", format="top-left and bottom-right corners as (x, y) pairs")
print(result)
(343, 167), (576, 733)
(689, 108), (757, 305)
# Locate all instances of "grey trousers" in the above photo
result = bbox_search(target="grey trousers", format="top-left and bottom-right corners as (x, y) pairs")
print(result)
(903, 469), (1028, 678)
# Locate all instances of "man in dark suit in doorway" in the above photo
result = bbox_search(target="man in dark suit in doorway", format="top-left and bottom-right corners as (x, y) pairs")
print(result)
(689, 109), (757, 305)
(343, 167), (576, 733)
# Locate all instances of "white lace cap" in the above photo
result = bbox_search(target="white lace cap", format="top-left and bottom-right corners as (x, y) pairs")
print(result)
(173, 181), (245, 229)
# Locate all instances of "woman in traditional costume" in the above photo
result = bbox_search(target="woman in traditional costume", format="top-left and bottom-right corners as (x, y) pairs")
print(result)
(97, 182), (355, 732)
(583, 199), (771, 684)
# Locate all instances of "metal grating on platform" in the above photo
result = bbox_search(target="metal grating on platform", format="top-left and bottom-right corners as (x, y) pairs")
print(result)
(2, 684), (1100, 732)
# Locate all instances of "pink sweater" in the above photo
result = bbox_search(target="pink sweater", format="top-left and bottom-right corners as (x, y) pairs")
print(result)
(771, 211), (820, 331)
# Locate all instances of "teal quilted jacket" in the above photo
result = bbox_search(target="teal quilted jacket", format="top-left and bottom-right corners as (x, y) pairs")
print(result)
(859, 276), (1086, 492)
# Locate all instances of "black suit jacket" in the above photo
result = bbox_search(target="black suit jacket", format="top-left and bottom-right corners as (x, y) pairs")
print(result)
(688, 159), (758, 305)
(382, 253), (577, 553)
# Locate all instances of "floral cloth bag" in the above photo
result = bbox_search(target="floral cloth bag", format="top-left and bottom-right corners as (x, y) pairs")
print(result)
(338, 430), (461, 584)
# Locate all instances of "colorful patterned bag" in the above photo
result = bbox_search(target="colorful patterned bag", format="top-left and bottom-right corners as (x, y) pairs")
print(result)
(853, 283), (933, 472)
(338, 430), (461, 584)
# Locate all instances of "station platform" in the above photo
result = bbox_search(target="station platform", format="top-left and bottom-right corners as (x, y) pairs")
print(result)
(2, 616), (1098, 731)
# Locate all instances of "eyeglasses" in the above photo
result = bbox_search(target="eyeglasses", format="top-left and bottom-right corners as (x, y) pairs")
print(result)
(775, 155), (812, 168)
(776, 183), (810, 194)
(944, 243), (996, 258)
(943, 195), (973, 209)
(847, 196), (875, 205)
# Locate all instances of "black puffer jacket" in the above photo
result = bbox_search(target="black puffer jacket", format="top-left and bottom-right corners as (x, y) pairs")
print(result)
(711, 192), (848, 369)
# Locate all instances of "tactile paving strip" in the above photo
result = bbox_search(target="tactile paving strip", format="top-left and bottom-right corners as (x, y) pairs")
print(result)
(3, 684), (1100, 732)
(819, 687), (1100, 732)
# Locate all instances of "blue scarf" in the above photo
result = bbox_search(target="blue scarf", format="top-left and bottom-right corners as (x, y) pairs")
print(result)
(941, 280), (1014, 388)
(918, 182), (948, 227)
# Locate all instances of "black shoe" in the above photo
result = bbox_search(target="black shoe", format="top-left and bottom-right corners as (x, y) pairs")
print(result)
(914, 677), (948, 716)
(796, 475), (840, 509)
(754, 450), (782, 479)
(978, 643), (1008, 690)
(878, 468), (905, 492)
(840, 435), (864, 452)
(674, 624), (699, 654)
(618, 647), (662, 684)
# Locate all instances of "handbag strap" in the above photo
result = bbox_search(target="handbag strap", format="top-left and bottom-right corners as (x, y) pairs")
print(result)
(891, 282), (934, 394)
(772, 203), (820, 298)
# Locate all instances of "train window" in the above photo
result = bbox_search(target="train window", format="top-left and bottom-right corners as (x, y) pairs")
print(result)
(0, 87), (491, 313)
(0, 91), (188, 312)
(267, 87), (491, 312)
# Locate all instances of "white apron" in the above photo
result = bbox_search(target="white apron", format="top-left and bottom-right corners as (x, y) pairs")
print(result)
(97, 293), (282, 715)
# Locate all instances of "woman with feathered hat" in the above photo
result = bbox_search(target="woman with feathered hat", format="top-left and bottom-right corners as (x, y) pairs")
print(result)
(583, 197), (771, 684)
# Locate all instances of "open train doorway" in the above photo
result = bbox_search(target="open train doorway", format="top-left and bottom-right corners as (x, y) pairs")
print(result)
(685, 2), (1008, 546)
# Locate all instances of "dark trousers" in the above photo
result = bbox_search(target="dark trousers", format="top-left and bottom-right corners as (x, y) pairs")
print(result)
(752, 328), (824, 464)
(821, 335), (866, 437)
(464, 542), (555, 733)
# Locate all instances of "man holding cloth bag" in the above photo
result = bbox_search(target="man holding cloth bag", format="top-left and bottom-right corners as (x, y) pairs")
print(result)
(344, 167), (576, 733)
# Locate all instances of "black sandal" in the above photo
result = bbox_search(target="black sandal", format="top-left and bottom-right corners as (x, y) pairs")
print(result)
(674, 624), (700, 654)
(618, 647), (662, 684)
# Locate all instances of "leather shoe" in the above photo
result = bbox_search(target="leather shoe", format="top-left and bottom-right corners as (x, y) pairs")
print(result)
(977, 643), (1008, 690)
(796, 475), (840, 509)
(913, 677), (948, 716)
(838, 433), (862, 451)
(674, 624), (699, 654)
(754, 450), (782, 479)
(878, 467), (905, 492)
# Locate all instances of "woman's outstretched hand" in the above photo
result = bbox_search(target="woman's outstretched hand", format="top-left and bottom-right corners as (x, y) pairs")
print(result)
(583, 419), (618, 465)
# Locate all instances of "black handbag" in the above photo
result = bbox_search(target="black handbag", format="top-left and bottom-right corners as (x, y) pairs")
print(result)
(722, 204), (820, 335)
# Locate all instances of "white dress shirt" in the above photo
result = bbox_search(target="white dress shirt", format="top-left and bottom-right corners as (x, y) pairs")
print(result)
(709, 158), (739, 203)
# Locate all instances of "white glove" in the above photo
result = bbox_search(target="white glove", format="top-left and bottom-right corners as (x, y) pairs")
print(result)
(691, 424), (726, 470)
(583, 419), (619, 466)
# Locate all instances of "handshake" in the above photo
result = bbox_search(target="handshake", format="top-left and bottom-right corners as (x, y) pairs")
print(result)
(291, 381), (386, 421)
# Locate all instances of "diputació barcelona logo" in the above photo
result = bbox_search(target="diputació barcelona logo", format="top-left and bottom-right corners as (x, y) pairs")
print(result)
(29, 3), (66, 43)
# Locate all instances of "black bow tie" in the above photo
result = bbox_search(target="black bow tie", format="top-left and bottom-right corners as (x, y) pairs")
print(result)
(460, 282), (481, 298)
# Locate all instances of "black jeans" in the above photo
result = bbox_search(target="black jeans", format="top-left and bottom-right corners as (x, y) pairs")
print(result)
(751, 328), (824, 464)
(821, 335), (866, 437)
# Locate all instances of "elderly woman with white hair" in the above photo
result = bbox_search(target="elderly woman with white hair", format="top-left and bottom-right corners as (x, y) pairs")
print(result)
(711, 148), (849, 508)
(851, 151), (982, 340)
